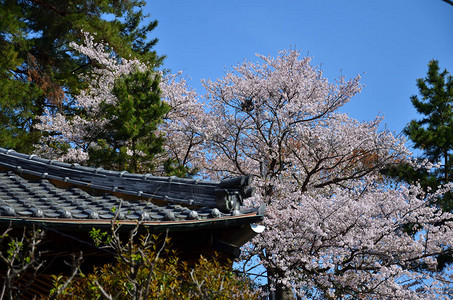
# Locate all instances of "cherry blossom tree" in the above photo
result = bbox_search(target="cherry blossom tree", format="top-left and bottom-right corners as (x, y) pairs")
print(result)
(158, 72), (207, 175)
(35, 32), (204, 175)
(35, 31), (147, 163)
(199, 50), (453, 299)
(35, 34), (453, 298)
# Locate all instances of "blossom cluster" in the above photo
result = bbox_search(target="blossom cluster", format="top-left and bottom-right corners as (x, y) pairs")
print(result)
(198, 50), (452, 298)
(35, 32), (201, 171)
(34, 34), (453, 298)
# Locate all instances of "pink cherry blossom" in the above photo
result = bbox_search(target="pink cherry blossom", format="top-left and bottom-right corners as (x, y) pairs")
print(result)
(35, 35), (453, 298)
(199, 50), (453, 298)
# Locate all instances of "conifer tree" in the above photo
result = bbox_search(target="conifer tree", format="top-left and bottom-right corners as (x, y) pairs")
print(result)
(386, 60), (453, 212)
(36, 32), (195, 176)
(0, 0), (161, 154)
(87, 70), (170, 173)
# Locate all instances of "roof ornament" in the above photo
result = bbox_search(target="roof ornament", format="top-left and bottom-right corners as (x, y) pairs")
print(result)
(189, 210), (199, 220)
(216, 175), (255, 212)
(0, 206), (16, 216)
(165, 211), (176, 221)
(210, 208), (221, 218)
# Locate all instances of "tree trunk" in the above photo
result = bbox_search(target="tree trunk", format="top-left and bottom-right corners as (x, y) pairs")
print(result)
(267, 268), (295, 300)
(275, 286), (295, 300)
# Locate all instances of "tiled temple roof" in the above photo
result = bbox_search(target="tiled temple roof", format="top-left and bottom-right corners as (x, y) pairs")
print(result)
(0, 149), (265, 299)
(0, 148), (264, 230)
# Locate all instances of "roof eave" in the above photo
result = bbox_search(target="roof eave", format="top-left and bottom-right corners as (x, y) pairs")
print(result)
(0, 210), (264, 233)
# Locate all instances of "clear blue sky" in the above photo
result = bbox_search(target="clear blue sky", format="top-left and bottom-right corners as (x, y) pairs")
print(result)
(145, 0), (452, 135)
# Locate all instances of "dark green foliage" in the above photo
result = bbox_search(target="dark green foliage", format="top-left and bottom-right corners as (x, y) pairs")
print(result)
(407, 60), (452, 211)
(163, 158), (194, 178)
(405, 60), (453, 184)
(0, 0), (40, 153)
(384, 60), (453, 269)
(88, 70), (170, 173)
(0, 0), (162, 154)
(385, 60), (453, 211)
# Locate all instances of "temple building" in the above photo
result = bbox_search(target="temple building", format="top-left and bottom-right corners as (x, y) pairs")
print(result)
(0, 148), (264, 296)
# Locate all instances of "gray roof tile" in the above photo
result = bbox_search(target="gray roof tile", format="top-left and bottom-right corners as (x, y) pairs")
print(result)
(0, 148), (263, 228)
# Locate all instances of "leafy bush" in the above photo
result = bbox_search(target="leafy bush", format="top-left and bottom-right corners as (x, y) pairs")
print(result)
(51, 228), (259, 299)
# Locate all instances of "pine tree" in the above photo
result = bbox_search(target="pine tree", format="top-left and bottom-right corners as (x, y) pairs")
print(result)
(406, 60), (453, 184)
(0, 0), (40, 152)
(391, 60), (453, 212)
(87, 70), (170, 173)
(0, 0), (162, 154)
(383, 60), (453, 271)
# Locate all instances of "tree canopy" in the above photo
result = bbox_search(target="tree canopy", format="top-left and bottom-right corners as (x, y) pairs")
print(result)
(0, 0), (161, 154)
(195, 51), (453, 299)
(39, 40), (453, 298)
(384, 60), (453, 211)
(87, 70), (170, 173)
(1, 2), (453, 298)
(382, 60), (453, 274)
(405, 60), (453, 210)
